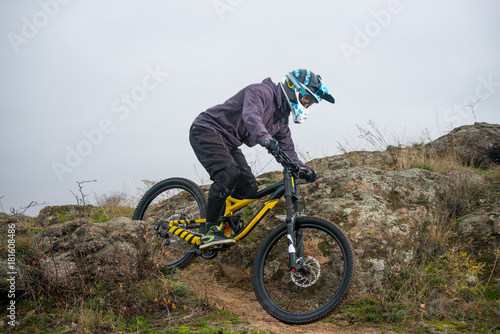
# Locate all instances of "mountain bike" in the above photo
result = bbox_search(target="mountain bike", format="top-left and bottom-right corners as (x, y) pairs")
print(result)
(132, 148), (354, 324)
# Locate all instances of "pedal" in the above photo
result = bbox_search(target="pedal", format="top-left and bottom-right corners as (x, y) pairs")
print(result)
(208, 244), (230, 251)
(202, 244), (231, 252)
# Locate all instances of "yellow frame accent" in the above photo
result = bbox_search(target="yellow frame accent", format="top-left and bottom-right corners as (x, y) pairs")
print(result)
(224, 196), (258, 216)
(165, 196), (280, 246)
(230, 198), (279, 241)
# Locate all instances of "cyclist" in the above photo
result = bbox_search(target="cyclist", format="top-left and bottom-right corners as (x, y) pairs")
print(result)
(189, 69), (335, 251)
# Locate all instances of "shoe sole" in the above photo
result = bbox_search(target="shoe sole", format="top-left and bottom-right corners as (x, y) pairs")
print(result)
(199, 239), (236, 251)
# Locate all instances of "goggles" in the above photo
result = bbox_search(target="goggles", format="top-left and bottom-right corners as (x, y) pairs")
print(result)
(299, 94), (317, 108)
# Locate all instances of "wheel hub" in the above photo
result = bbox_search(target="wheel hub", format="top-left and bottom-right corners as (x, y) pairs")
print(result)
(291, 256), (321, 287)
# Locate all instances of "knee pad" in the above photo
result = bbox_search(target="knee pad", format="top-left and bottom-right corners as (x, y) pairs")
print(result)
(233, 181), (258, 199)
(245, 182), (258, 198)
(210, 165), (241, 198)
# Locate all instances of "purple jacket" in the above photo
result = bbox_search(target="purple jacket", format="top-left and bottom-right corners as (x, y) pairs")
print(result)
(193, 78), (304, 166)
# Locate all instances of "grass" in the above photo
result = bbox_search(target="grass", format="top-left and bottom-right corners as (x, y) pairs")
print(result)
(0, 204), (249, 333)
(0, 188), (210, 333)
(388, 145), (461, 172)
(89, 205), (135, 223)
(92, 190), (136, 222)
(327, 121), (500, 332)
(2, 123), (499, 333)
(390, 248), (489, 316)
(492, 164), (500, 183)
(2, 273), (218, 333)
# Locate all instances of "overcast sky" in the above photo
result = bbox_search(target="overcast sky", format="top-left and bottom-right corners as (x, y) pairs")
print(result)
(1, 0), (499, 216)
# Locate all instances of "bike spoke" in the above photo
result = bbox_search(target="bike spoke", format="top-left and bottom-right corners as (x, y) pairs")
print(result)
(260, 225), (348, 314)
(133, 178), (206, 270)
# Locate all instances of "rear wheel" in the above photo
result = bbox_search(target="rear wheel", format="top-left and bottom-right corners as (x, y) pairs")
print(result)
(133, 178), (206, 270)
(252, 216), (354, 324)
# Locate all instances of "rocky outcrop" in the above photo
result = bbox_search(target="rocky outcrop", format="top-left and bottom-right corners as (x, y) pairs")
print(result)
(215, 123), (500, 293)
(1, 123), (499, 296)
(36, 204), (94, 227)
(307, 166), (498, 291)
(427, 122), (500, 166)
(1, 217), (152, 291)
(215, 164), (499, 293)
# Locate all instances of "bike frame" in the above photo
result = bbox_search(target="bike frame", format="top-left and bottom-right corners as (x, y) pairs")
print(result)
(164, 150), (307, 271)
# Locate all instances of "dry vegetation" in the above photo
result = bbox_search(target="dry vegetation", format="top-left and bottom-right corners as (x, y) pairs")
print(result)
(319, 123), (500, 331)
(1, 123), (499, 333)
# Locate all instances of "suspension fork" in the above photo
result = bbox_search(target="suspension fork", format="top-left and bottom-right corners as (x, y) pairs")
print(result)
(283, 168), (305, 273)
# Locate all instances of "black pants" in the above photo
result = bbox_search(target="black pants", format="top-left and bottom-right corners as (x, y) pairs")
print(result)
(189, 125), (257, 223)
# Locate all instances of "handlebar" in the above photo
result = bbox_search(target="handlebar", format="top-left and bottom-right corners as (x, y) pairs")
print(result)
(272, 148), (304, 174)
(261, 139), (313, 182)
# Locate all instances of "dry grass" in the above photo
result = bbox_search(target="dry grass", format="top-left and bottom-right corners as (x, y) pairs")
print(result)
(336, 122), (500, 328)
(387, 247), (491, 320)
(383, 168), (498, 327)
(1, 212), (207, 333)
(387, 145), (461, 172)
(491, 164), (500, 183)
(91, 190), (135, 222)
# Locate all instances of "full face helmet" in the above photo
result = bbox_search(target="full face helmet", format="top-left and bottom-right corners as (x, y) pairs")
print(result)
(280, 69), (335, 124)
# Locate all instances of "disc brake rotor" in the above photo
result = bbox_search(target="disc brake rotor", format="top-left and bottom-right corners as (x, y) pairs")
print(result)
(291, 256), (321, 288)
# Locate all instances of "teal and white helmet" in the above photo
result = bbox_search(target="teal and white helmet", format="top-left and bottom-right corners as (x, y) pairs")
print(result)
(280, 69), (335, 124)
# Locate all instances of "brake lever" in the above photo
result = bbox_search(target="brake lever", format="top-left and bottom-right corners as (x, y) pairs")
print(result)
(275, 149), (299, 170)
(272, 150), (283, 162)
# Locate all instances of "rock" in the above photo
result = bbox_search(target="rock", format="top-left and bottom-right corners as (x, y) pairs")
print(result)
(299, 166), (445, 290)
(0, 214), (28, 235)
(31, 217), (151, 285)
(213, 127), (500, 294)
(4, 123), (499, 296)
(427, 122), (500, 166)
(36, 204), (94, 226)
(455, 210), (500, 276)
(214, 161), (499, 294)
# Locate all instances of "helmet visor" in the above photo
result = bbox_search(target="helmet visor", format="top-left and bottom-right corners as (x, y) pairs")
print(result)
(299, 94), (317, 108)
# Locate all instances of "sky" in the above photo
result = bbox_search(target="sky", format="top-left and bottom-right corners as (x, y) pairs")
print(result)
(1, 0), (499, 216)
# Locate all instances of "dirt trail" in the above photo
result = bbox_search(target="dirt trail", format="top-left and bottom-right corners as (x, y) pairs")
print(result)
(175, 262), (385, 334)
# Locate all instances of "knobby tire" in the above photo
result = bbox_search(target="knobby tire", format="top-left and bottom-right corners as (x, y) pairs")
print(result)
(252, 216), (354, 324)
(132, 178), (207, 270)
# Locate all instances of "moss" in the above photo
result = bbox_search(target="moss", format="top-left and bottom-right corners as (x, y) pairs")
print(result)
(425, 319), (469, 331)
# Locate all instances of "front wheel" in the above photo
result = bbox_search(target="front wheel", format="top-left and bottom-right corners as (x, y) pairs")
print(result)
(252, 217), (354, 324)
(133, 178), (206, 270)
